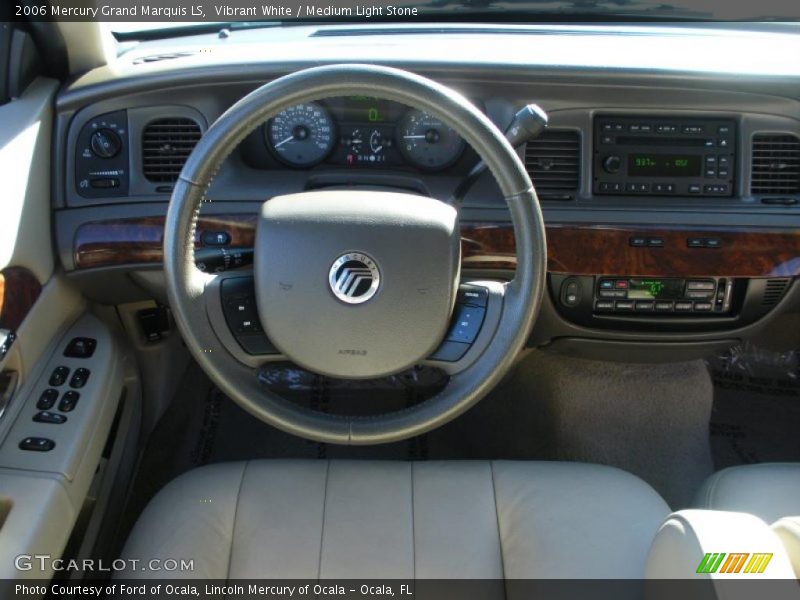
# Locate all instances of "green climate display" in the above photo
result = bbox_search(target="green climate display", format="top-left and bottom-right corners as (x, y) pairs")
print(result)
(628, 279), (685, 300)
(628, 153), (702, 177)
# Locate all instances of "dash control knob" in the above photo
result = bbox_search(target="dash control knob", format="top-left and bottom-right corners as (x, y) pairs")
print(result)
(603, 155), (622, 174)
(90, 128), (122, 158)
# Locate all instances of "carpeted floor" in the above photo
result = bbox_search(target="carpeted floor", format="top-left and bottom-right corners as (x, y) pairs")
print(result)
(706, 343), (800, 469)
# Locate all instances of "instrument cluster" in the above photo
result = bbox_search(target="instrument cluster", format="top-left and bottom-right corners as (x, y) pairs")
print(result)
(263, 96), (467, 171)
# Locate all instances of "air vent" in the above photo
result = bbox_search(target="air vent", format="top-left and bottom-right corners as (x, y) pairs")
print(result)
(132, 52), (196, 65)
(142, 118), (202, 183)
(762, 278), (791, 307)
(751, 134), (800, 195)
(524, 130), (581, 200)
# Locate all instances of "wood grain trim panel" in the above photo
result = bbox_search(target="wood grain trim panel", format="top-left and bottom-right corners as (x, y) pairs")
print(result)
(0, 267), (42, 330)
(74, 214), (257, 270)
(74, 216), (800, 278)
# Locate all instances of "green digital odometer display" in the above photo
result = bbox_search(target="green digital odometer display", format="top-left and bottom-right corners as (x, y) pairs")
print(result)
(628, 279), (685, 300)
(628, 154), (702, 177)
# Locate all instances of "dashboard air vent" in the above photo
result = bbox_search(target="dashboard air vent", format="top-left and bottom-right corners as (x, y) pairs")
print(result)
(762, 278), (791, 308)
(132, 52), (196, 65)
(142, 118), (202, 183)
(524, 130), (581, 200)
(751, 134), (800, 195)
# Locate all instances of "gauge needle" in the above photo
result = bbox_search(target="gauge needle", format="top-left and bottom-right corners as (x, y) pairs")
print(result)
(403, 135), (427, 139)
(274, 135), (295, 148)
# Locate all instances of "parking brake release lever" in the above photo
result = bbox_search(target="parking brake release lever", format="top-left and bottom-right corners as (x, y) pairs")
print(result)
(451, 104), (548, 204)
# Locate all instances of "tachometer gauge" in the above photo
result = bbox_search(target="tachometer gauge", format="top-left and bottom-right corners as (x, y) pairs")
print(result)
(266, 103), (334, 167)
(398, 110), (465, 170)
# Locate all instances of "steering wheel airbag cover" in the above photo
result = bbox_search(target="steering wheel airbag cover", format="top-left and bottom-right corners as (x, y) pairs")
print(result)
(255, 190), (460, 378)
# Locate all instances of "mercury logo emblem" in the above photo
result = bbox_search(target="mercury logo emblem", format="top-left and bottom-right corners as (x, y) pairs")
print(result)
(329, 253), (380, 304)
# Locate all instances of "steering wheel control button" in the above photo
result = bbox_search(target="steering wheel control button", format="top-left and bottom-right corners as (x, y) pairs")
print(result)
(69, 368), (90, 389)
(19, 437), (55, 452)
(58, 391), (80, 412)
(37, 389), (59, 410)
(220, 277), (278, 356)
(429, 341), (470, 362)
(328, 252), (381, 305)
(457, 285), (489, 307)
(64, 337), (97, 358)
(201, 231), (231, 246)
(33, 411), (67, 424)
(49, 366), (70, 387)
(446, 305), (486, 344)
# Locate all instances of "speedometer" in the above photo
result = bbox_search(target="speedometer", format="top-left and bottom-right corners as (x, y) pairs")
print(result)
(398, 109), (465, 170)
(266, 103), (335, 167)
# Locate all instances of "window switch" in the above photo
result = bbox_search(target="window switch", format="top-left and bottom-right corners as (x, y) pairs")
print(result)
(49, 366), (70, 387)
(69, 368), (90, 389)
(37, 389), (59, 410)
(58, 391), (80, 412)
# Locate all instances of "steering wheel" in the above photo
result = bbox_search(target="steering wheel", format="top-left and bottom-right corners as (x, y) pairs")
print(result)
(164, 64), (546, 445)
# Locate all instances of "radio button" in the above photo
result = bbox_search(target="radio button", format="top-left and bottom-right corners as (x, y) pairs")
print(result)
(718, 138), (730, 148)
(615, 300), (635, 311)
(694, 302), (713, 312)
(718, 126), (731, 134)
(654, 301), (674, 312)
(718, 155), (730, 167)
(603, 155), (623, 173)
(683, 125), (704, 134)
(599, 279), (614, 289)
(688, 184), (702, 194)
(599, 290), (626, 299)
(629, 237), (647, 247)
(635, 301), (655, 312)
(687, 290), (714, 300)
(687, 238), (706, 248)
(647, 238), (664, 247)
(705, 169), (717, 177)
(675, 302), (694, 312)
(687, 280), (716, 291)
(705, 238), (722, 248)
(595, 300), (614, 312)
(656, 124), (677, 133)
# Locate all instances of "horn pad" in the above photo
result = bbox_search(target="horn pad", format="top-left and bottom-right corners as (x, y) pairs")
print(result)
(254, 190), (460, 379)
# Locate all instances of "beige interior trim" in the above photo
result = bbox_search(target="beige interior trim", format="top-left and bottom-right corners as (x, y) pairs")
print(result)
(56, 23), (115, 75)
(0, 78), (57, 283)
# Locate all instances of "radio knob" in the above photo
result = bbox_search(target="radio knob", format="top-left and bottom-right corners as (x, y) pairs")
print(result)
(603, 155), (622, 174)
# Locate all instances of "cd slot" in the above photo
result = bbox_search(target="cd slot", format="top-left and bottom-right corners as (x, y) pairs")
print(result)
(614, 136), (710, 147)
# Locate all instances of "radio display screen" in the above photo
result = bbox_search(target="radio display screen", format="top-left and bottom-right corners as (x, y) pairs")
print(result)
(627, 154), (702, 177)
(627, 279), (686, 300)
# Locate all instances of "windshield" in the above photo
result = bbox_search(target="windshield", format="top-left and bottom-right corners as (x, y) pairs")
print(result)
(105, 0), (800, 37)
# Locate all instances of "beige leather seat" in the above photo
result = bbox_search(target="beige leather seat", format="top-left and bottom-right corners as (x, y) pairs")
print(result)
(121, 460), (670, 579)
(695, 463), (800, 523)
(694, 463), (800, 577)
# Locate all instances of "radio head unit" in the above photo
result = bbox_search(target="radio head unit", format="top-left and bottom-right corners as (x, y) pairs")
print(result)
(593, 116), (736, 197)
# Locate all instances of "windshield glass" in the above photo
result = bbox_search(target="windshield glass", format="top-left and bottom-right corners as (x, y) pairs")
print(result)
(106, 0), (800, 36)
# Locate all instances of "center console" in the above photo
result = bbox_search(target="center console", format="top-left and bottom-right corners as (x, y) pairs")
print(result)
(593, 115), (737, 197)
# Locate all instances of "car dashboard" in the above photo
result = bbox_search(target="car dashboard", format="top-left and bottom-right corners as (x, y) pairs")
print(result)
(53, 23), (800, 363)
